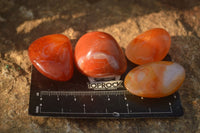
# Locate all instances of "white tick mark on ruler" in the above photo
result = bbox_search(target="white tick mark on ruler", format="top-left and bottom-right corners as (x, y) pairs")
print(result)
(83, 104), (86, 113)
(57, 96), (59, 101)
(148, 107), (151, 113)
(124, 94), (127, 100)
(91, 96), (94, 101)
(40, 97), (43, 101)
(36, 106), (39, 113)
(126, 104), (130, 113)
(169, 102), (173, 112)
(105, 108), (108, 113)
(74, 96), (77, 101)
(36, 92), (39, 96)
(174, 95), (177, 99)
(107, 95), (110, 101)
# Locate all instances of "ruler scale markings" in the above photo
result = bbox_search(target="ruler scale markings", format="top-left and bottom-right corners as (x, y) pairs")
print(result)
(126, 104), (130, 113)
(105, 108), (108, 113)
(35, 106), (39, 113)
(169, 102), (173, 112)
(40, 90), (129, 96)
(91, 95), (94, 101)
(124, 96), (127, 100)
(83, 104), (86, 113)
(36, 92), (39, 96)
(74, 96), (77, 102)
(39, 111), (173, 115)
(174, 95), (177, 99)
(34, 90), (179, 117)
(36, 91), (176, 115)
(148, 107), (151, 113)
(107, 95), (110, 101)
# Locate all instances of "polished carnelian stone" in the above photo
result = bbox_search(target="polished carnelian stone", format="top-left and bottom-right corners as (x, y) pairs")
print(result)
(75, 31), (127, 78)
(124, 61), (185, 98)
(28, 34), (73, 81)
(125, 28), (171, 65)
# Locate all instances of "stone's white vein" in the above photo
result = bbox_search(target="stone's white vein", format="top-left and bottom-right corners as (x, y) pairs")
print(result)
(98, 34), (106, 39)
(78, 52), (119, 70)
(41, 44), (51, 58)
(86, 51), (92, 59)
(33, 60), (48, 74)
(59, 47), (67, 62)
(108, 56), (120, 70)
(41, 43), (58, 58)
(89, 52), (119, 70)
(126, 74), (144, 95)
(135, 53), (154, 61)
(77, 56), (85, 68)
(137, 71), (145, 82)
(163, 63), (185, 89)
(90, 52), (107, 60)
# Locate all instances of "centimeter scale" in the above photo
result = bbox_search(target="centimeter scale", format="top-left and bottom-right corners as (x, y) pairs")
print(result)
(29, 55), (183, 118)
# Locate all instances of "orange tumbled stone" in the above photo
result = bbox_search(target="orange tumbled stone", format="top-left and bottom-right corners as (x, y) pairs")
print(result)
(125, 28), (171, 65)
(75, 31), (127, 78)
(28, 34), (73, 81)
(124, 61), (185, 98)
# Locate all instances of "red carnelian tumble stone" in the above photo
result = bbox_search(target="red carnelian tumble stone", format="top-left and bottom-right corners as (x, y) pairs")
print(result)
(125, 28), (171, 65)
(75, 31), (127, 78)
(28, 34), (73, 81)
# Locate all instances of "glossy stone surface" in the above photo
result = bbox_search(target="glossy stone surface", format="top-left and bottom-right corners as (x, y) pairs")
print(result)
(125, 28), (171, 65)
(28, 34), (73, 81)
(75, 31), (127, 78)
(124, 61), (185, 98)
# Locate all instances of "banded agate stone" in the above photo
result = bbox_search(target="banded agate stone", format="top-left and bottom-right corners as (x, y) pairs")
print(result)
(75, 31), (127, 78)
(124, 61), (185, 98)
(28, 34), (73, 81)
(125, 28), (171, 65)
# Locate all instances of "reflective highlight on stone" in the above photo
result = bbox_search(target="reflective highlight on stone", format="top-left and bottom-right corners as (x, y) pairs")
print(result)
(75, 31), (127, 78)
(28, 34), (73, 81)
(124, 61), (185, 98)
(125, 28), (171, 65)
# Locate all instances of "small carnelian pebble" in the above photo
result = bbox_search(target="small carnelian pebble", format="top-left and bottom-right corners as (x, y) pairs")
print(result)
(28, 34), (73, 81)
(75, 31), (127, 78)
(125, 28), (171, 65)
(124, 61), (185, 98)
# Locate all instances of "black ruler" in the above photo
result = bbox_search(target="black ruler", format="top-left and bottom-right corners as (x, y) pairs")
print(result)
(29, 55), (183, 118)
